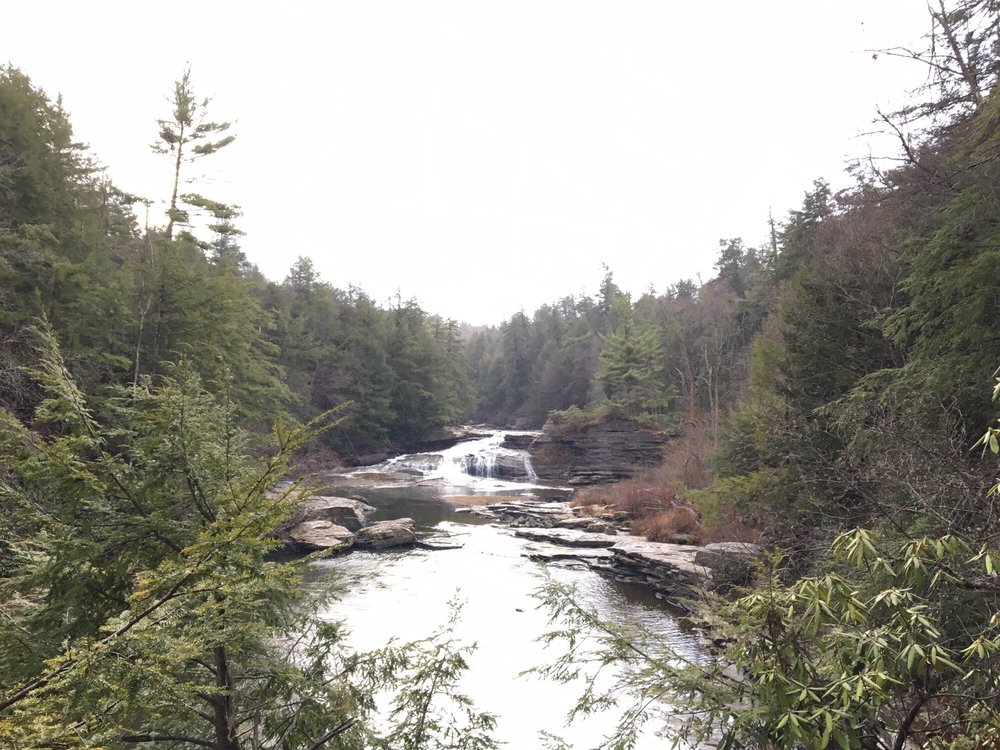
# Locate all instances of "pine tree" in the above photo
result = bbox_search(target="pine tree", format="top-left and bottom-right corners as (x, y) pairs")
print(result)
(154, 67), (236, 241)
(597, 295), (669, 419)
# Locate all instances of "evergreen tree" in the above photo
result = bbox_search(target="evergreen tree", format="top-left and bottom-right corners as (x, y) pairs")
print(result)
(0, 326), (497, 749)
(597, 295), (670, 418)
(153, 67), (236, 241)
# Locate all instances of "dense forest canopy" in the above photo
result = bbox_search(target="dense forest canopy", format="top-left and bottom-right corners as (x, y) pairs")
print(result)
(4, 0), (1000, 746)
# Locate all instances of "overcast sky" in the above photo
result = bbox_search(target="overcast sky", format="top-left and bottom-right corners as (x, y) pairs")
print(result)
(5, 2), (931, 325)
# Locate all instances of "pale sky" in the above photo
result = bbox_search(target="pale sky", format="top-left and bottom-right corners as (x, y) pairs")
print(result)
(5, 2), (930, 325)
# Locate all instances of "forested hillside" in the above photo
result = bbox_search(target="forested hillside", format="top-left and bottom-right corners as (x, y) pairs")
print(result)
(0, 65), (472, 454)
(0, 65), (492, 748)
(4, 0), (1000, 746)
(521, 4), (1000, 746)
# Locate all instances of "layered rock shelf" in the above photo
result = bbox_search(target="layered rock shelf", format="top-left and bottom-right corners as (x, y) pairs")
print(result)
(529, 418), (671, 485)
(515, 526), (712, 612)
(467, 496), (762, 611)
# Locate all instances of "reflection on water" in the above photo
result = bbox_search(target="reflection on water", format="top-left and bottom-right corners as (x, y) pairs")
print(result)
(302, 482), (702, 748)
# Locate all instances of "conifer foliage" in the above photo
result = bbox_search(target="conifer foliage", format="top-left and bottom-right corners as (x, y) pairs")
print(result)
(0, 327), (495, 749)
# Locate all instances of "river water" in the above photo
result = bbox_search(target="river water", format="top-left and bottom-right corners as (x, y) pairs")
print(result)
(302, 432), (702, 748)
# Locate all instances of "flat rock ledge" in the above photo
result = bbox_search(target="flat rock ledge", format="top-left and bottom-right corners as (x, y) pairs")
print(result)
(480, 497), (764, 610)
(516, 527), (713, 612)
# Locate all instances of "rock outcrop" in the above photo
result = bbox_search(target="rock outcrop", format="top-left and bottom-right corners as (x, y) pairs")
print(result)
(516, 525), (711, 613)
(287, 520), (355, 551)
(282, 495), (376, 533)
(501, 433), (536, 450)
(530, 418), (670, 485)
(354, 518), (417, 549)
(515, 528), (619, 548)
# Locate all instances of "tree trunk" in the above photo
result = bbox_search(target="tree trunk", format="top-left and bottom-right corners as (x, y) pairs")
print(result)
(212, 646), (242, 750)
(165, 121), (185, 240)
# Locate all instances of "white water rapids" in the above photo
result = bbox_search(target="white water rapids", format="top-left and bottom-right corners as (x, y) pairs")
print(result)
(349, 430), (547, 491)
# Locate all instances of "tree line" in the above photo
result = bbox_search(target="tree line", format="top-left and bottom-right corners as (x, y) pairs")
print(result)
(0, 65), (473, 456)
(6, 0), (1000, 742)
(527, 2), (1000, 746)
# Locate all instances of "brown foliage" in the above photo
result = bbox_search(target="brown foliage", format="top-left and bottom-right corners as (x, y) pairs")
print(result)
(699, 507), (763, 544)
(659, 418), (715, 490)
(630, 506), (703, 544)
(572, 479), (675, 519)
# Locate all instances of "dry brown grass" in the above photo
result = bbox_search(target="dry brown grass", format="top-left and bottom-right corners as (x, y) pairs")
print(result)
(659, 418), (715, 490)
(572, 480), (676, 519)
(699, 507), (763, 544)
(630, 506), (703, 544)
(571, 474), (703, 543)
(568, 417), (759, 544)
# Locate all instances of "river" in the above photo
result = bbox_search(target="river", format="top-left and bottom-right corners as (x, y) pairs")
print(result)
(301, 431), (702, 748)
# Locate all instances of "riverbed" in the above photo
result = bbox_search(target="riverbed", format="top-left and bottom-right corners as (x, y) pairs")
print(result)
(302, 433), (702, 748)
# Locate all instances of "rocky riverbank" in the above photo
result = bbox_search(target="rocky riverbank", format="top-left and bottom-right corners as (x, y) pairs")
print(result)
(467, 495), (762, 613)
(274, 487), (760, 614)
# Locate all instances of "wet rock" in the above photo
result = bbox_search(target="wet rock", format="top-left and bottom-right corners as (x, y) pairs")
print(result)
(515, 528), (619, 548)
(460, 452), (532, 480)
(286, 495), (376, 533)
(344, 452), (389, 467)
(355, 518), (417, 549)
(393, 454), (443, 472)
(287, 520), (355, 551)
(407, 427), (492, 453)
(514, 526), (712, 612)
(494, 453), (532, 479)
(415, 534), (465, 551)
(502, 433), (536, 450)
(524, 543), (614, 563)
(475, 498), (575, 527)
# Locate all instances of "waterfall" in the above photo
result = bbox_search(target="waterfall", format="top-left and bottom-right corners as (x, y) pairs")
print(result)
(350, 430), (541, 489)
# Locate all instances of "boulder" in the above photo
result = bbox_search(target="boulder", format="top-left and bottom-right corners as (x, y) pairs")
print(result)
(287, 520), (355, 551)
(694, 542), (763, 584)
(354, 518), (417, 549)
(287, 495), (376, 532)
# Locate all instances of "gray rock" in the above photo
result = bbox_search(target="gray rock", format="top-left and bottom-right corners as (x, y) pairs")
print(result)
(694, 542), (763, 584)
(515, 528), (619, 548)
(531, 418), (672, 486)
(287, 520), (354, 551)
(393, 454), (443, 472)
(502, 433), (536, 450)
(355, 518), (417, 549)
(415, 534), (465, 551)
(288, 496), (376, 532)
(585, 521), (618, 535)
(494, 453), (532, 479)
(345, 452), (389, 467)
